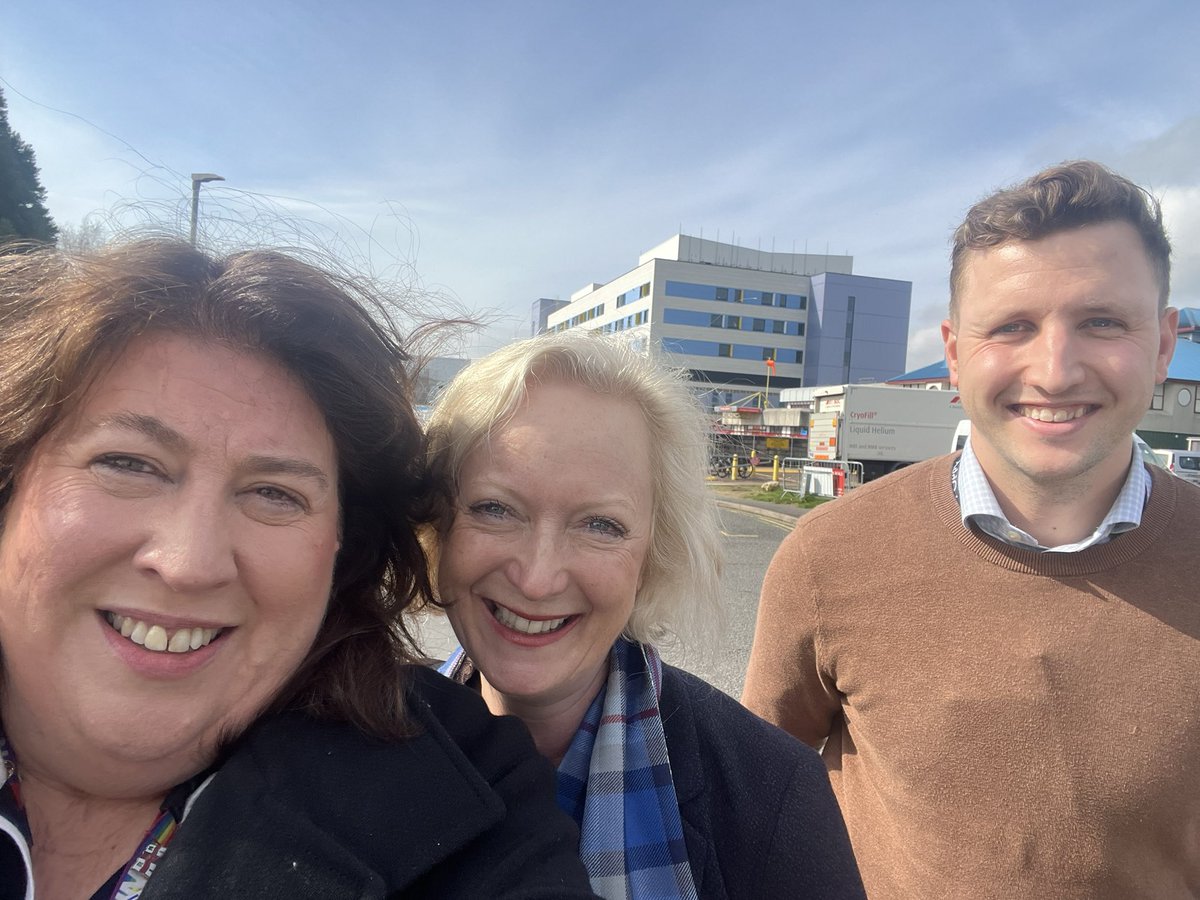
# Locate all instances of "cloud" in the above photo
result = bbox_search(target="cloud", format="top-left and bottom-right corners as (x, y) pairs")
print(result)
(1106, 117), (1200, 305)
(1162, 187), (1200, 305)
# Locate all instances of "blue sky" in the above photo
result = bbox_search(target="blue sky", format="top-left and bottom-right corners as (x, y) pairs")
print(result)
(4, 1), (1199, 367)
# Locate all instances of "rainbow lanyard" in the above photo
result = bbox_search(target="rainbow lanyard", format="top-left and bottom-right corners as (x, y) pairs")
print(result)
(107, 809), (180, 900)
(0, 733), (182, 900)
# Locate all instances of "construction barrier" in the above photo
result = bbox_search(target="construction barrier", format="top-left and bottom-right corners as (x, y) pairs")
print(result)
(780, 458), (865, 499)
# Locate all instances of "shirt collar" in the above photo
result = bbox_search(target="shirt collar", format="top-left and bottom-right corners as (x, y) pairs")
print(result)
(955, 435), (1150, 553)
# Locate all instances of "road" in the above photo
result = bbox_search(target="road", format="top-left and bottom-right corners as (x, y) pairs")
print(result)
(410, 505), (794, 700)
(661, 505), (793, 698)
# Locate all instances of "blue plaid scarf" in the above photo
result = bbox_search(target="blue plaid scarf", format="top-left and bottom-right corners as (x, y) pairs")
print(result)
(439, 639), (697, 899)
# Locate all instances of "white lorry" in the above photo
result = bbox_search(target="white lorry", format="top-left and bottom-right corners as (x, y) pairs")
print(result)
(800, 383), (966, 481)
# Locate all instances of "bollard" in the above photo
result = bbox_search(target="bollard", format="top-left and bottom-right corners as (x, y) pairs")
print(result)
(731, 454), (739, 481)
(772, 455), (780, 482)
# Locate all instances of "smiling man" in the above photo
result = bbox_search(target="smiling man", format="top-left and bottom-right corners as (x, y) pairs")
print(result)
(743, 161), (1200, 899)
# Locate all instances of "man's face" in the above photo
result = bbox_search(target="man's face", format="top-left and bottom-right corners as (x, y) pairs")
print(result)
(942, 220), (1177, 496)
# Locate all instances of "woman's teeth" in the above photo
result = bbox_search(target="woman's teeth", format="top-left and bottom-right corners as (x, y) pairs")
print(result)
(492, 604), (569, 635)
(105, 613), (221, 653)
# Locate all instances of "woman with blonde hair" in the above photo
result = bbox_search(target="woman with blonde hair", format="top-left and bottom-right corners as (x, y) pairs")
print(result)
(427, 330), (864, 899)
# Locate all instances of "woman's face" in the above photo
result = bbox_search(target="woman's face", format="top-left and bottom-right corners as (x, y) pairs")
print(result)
(0, 332), (340, 791)
(439, 380), (654, 721)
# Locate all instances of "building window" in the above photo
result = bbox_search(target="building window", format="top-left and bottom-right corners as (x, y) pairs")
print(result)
(752, 318), (765, 332)
(663, 338), (717, 356)
(715, 287), (729, 302)
(1151, 384), (1165, 410)
(710, 313), (723, 327)
(772, 320), (785, 334)
(726, 343), (759, 360)
(762, 292), (774, 306)
(732, 289), (743, 303)
(664, 308), (710, 327)
(616, 286), (646, 309)
(718, 343), (732, 358)
(725, 315), (741, 330)
(762, 348), (776, 361)
(793, 349), (804, 364)
(842, 295), (856, 380)
(666, 281), (718, 301)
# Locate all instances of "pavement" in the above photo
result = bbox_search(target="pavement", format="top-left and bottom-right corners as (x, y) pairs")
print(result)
(707, 482), (808, 527)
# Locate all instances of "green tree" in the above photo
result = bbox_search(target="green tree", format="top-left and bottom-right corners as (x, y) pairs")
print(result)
(0, 87), (57, 243)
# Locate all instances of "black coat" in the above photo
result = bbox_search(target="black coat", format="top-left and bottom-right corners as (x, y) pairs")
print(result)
(660, 664), (866, 899)
(143, 666), (597, 899)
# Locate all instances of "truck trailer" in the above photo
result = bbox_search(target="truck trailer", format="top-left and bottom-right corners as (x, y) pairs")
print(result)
(798, 383), (965, 481)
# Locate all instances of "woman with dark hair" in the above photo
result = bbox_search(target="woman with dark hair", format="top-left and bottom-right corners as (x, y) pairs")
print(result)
(0, 239), (594, 899)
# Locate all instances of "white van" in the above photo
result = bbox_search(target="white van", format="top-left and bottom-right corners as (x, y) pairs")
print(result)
(1151, 449), (1200, 486)
(950, 420), (971, 453)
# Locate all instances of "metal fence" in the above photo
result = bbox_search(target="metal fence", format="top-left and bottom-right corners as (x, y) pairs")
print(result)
(780, 457), (865, 498)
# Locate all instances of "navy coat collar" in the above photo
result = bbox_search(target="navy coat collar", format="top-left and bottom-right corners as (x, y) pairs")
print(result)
(144, 698), (504, 898)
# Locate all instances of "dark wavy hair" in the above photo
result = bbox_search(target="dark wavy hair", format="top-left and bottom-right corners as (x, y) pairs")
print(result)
(0, 238), (435, 739)
(950, 160), (1171, 318)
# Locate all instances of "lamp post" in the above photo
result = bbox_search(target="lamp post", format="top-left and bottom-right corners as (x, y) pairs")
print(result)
(189, 173), (225, 246)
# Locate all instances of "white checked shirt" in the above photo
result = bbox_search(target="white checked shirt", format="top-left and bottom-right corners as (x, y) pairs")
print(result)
(955, 435), (1150, 553)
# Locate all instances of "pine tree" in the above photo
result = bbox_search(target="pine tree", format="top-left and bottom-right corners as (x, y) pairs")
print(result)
(0, 87), (58, 243)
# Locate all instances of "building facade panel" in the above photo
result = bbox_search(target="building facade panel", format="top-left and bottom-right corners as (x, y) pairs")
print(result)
(808, 272), (911, 386)
(543, 234), (909, 407)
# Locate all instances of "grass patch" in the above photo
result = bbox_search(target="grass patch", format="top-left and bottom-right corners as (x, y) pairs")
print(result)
(745, 487), (832, 508)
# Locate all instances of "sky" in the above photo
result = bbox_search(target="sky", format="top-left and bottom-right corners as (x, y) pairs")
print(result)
(4, 1), (1200, 368)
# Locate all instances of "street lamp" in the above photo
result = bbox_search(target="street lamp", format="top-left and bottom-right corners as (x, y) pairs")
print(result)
(189, 173), (225, 246)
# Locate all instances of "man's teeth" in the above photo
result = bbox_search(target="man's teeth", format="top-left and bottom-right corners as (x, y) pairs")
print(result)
(1019, 405), (1089, 423)
(492, 604), (569, 635)
(106, 613), (221, 654)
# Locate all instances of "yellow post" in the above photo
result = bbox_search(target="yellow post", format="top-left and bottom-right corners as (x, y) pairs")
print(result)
(772, 455), (780, 481)
(731, 454), (739, 481)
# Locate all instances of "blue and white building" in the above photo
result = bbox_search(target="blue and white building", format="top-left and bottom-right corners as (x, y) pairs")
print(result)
(544, 234), (912, 407)
(530, 297), (568, 336)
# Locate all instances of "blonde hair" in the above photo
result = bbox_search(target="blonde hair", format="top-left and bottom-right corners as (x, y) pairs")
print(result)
(425, 330), (723, 646)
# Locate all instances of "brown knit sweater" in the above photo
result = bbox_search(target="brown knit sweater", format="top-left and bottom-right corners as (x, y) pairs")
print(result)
(742, 455), (1200, 900)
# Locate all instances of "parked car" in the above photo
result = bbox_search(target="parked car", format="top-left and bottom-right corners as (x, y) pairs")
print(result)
(1133, 434), (1167, 470)
(1150, 448), (1200, 486)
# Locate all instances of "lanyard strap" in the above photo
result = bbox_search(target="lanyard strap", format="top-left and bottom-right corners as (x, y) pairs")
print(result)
(0, 731), (182, 900)
(107, 809), (179, 900)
